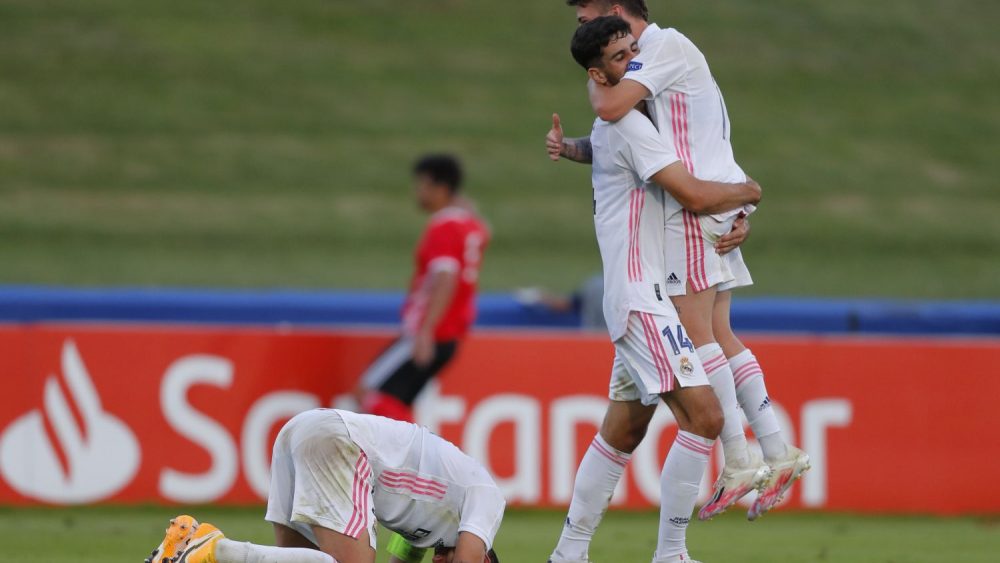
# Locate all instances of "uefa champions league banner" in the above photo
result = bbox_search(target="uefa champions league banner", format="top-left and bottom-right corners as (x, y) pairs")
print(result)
(0, 323), (998, 514)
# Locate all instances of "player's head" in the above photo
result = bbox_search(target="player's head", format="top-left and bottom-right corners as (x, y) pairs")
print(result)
(566, 0), (649, 25)
(570, 16), (638, 87)
(413, 153), (462, 212)
(431, 545), (499, 563)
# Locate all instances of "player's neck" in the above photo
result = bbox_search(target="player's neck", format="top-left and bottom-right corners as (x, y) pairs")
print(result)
(628, 18), (650, 39)
(425, 198), (455, 215)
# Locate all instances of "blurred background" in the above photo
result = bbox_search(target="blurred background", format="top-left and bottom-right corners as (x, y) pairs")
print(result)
(1, 1), (998, 562)
(4, 0), (997, 295)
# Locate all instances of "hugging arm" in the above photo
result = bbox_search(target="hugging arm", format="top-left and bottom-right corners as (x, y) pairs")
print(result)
(650, 163), (761, 215)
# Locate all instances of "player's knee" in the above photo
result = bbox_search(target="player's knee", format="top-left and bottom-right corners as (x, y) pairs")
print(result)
(621, 424), (648, 452)
(691, 405), (724, 440)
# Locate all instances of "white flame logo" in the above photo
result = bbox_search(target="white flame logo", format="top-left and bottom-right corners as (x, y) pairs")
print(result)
(0, 340), (140, 503)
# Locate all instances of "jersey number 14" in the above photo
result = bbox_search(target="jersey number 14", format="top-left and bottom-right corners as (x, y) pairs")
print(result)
(662, 324), (695, 355)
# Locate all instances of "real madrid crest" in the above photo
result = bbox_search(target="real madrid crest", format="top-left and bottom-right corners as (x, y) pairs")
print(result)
(679, 356), (694, 376)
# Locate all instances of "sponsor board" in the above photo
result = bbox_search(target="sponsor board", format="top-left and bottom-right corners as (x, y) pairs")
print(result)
(1, 324), (998, 513)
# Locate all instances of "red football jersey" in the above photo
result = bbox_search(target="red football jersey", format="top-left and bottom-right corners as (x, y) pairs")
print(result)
(401, 206), (490, 342)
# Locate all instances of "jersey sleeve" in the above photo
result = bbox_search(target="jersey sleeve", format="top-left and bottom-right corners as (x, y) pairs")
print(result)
(423, 222), (463, 274)
(457, 485), (506, 550)
(624, 30), (687, 97)
(614, 111), (680, 182)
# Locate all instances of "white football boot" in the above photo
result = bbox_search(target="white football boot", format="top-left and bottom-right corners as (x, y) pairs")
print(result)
(698, 448), (771, 520)
(748, 445), (811, 520)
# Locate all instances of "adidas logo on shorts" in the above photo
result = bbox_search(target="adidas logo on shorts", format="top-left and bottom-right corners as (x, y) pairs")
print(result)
(667, 273), (681, 285)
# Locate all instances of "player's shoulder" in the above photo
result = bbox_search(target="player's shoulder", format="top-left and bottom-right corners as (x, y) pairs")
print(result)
(606, 110), (656, 140)
(637, 24), (693, 56)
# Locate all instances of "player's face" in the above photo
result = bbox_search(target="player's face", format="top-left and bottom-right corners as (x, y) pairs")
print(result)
(414, 173), (444, 212)
(575, 2), (622, 25)
(590, 32), (639, 86)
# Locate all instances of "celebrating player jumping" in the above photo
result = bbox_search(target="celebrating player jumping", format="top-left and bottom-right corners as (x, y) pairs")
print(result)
(549, 0), (809, 528)
(548, 16), (763, 563)
(145, 409), (503, 563)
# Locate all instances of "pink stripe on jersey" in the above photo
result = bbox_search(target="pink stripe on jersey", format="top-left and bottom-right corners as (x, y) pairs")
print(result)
(591, 438), (629, 467)
(378, 475), (447, 500)
(671, 92), (709, 292)
(682, 211), (708, 292)
(639, 312), (675, 393)
(675, 433), (713, 457)
(627, 188), (645, 282)
(635, 188), (645, 281)
(378, 470), (449, 496)
(345, 452), (372, 538)
(702, 354), (729, 374)
(670, 94), (695, 173)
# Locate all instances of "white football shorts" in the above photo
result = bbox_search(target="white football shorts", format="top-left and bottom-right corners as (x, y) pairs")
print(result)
(265, 411), (378, 550)
(664, 210), (753, 295)
(609, 311), (710, 406)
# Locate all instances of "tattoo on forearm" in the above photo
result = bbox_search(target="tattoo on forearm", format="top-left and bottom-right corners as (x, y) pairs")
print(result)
(561, 137), (593, 164)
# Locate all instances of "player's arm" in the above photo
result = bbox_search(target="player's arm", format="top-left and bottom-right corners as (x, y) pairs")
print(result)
(451, 531), (488, 563)
(650, 164), (761, 215)
(546, 113), (592, 164)
(593, 34), (686, 122)
(589, 78), (651, 123)
(413, 265), (458, 367)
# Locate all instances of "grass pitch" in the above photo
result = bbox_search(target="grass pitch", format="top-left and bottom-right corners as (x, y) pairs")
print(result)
(1, 506), (997, 563)
(0, 1), (998, 297)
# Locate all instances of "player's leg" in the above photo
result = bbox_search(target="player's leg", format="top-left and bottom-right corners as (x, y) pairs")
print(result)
(712, 289), (788, 460)
(310, 526), (375, 563)
(144, 516), (336, 563)
(364, 340), (458, 422)
(550, 346), (658, 562)
(714, 285), (810, 520)
(652, 385), (721, 563)
(671, 283), (751, 469)
(267, 411), (379, 559)
(550, 355), (656, 562)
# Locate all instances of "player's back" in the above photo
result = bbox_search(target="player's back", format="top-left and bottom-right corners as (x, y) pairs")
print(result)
(334, 409), (504, 548)
(590, 111), (678, 342)
(626, 24), (749, 219)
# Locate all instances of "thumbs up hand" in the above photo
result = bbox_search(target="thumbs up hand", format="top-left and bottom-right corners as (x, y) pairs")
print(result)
(546, 113), (564, 161)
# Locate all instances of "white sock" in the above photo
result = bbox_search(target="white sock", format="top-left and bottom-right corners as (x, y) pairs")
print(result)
(730, 349), (787, 462)
(653, 431), (713, 561)
(551, 433), (631, 561)
(215, 539), (337, 563)
(697, 343), (749, 467)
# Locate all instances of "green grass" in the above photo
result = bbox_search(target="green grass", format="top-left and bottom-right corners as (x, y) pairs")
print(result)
(1, 506), (998, 562)
(0, 0), (998, 297)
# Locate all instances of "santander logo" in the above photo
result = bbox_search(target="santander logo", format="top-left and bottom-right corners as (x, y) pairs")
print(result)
(0, 340), (140, 503)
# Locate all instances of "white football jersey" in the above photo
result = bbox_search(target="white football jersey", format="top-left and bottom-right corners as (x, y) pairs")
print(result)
(625, 23), (752, 220)
(590, 109), (683, 342)
(335, 409), (505, 550)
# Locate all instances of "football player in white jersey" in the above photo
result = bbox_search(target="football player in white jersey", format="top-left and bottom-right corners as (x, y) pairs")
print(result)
(144, 409), (503, 563)
(548, 0), (809, 523)
(549, 18), (762, 563)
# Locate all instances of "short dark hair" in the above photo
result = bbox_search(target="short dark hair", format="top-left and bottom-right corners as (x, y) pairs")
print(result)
(413, 154), (463, 193)
(488, 548), (499, 563)
(570, 15), (632, 70)
(565, 0), (649, 21)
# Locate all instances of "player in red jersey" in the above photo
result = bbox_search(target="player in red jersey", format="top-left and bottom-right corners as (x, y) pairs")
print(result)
(357, 154), (490, 423)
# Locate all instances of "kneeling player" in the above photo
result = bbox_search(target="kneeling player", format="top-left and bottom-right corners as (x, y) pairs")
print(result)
(145, 409), (503, 563)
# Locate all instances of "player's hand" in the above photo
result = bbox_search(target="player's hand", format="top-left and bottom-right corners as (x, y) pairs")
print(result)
(546, 113), (564, 161)
(716, 213), (750, 255)
(745, 176), (762, 205)
(413, 329), (435, 369)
